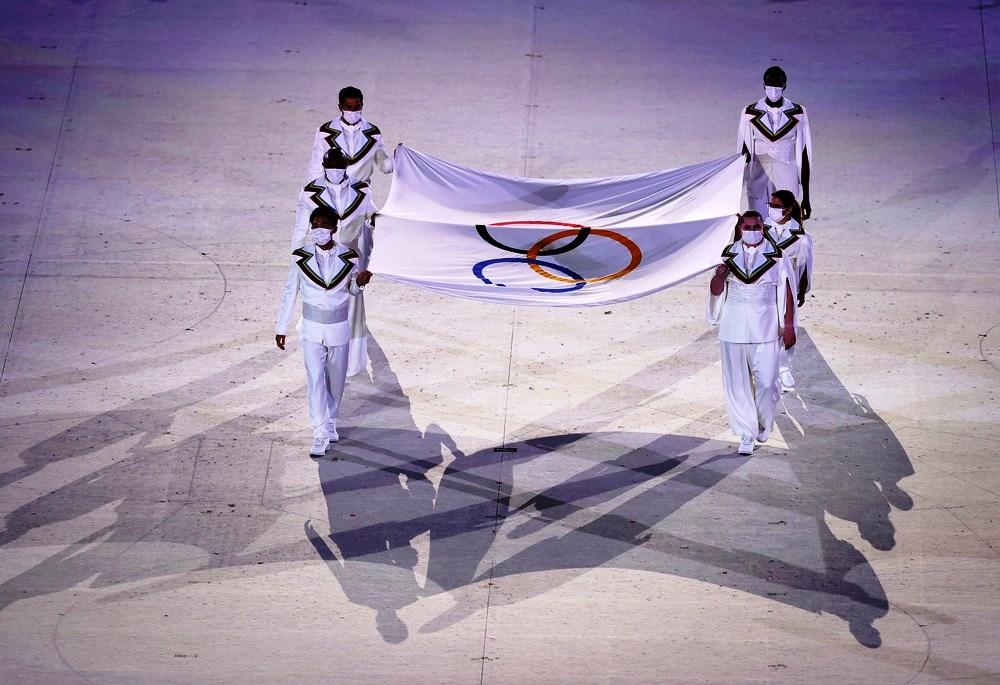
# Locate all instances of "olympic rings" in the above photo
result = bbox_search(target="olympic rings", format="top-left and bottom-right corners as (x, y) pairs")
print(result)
(472, 257), (586, 293)
(471, 220), (643, 293)
(476, 221), (591, 256)
(526, 229), (641, 284)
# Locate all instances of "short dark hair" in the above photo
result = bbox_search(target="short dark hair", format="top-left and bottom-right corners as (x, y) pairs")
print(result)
(309, 205), (339, 227)
(733, 210), (763, 242)
(338, 86), (363, 105)
(771, 190), (802, 224)
(763, 66), (787, 88)
(323, 147), (348, 169)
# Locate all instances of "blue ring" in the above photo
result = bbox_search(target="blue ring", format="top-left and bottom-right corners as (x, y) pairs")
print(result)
(472, 257), (586, 293)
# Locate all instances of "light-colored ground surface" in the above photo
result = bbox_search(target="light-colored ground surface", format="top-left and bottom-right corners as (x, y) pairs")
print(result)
(1, 1), (999, 683)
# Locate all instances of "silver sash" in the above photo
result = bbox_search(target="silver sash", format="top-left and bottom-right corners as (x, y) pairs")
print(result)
(302, 302), (348, 324)
(727, 281), (776, 304)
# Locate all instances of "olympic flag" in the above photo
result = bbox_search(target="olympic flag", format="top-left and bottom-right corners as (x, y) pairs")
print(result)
(369, 146), (745, 306)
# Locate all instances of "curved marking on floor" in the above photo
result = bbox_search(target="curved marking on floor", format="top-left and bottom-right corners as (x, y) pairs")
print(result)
(978, 322), (1000, 373)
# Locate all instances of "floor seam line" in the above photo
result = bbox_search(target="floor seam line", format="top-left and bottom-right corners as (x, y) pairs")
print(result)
(480, 3), (544, 678)
(479, 306), (518, 683)
(0, 17), (94, 387)
(979, 0), (1000, 223)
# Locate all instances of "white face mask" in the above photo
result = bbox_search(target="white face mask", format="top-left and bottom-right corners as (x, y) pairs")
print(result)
(767, 206), (787, 222)
(310, 227), (334, 246)
(323, 167), (346, 181)
(741, 229), (765, 247)
(764, 86), (784, 103)
(341, 109), (362, 125)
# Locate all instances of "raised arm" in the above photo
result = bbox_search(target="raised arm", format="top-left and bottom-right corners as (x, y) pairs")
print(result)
(710, 263), (729, 296)
(707, 263), (730, 326)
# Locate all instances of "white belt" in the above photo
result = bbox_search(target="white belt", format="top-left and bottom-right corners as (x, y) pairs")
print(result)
(302, 302), (347, 324)
(728, 283), (776, 304)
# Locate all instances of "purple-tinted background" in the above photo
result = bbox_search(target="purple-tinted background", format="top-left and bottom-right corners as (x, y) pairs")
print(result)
(1, 2), (999, 683)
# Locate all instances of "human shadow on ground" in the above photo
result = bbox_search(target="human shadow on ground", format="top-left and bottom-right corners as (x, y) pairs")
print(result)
(0, 343), (277, 493)
(0, 347), (296, 610)
(0, 328), (912, 649)
(306, 329), (913, 648)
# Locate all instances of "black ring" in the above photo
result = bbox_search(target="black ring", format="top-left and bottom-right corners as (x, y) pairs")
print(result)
(475, 224), (591, 256)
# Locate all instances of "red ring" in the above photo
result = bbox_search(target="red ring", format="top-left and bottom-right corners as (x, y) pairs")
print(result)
(526, 229), (641, 284)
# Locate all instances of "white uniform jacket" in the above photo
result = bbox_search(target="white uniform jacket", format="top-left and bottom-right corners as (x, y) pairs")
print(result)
(276, 243), (363, 347)
(765, 218), (813, 299)
(307, 116), (392, 183)
(292, 170), (376, 264)
(708, 239), (795, 343)
(737, 97), (813, 179)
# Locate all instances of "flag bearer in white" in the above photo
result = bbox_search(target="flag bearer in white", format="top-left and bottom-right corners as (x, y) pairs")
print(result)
(293, 148), (376, 251)
(708, 211), (797, 456)
(307, 85), (392, 184)
(738, 66), (813, 219)
(293, 147), (377, 376)
(276, 206), (373, 457)
(765, 189), (814, 392)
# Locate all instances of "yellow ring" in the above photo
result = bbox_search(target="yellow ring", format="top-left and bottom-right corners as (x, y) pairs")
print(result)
(525, 229), (641, 284)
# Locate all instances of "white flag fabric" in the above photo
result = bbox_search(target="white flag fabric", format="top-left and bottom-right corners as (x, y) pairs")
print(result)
(370, 146), (744, 306)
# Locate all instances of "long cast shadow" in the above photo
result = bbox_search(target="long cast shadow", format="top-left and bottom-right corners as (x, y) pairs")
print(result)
(306, 329), (912, 647)
(0, 328), (913, 650)
(0, 347), (294, 610)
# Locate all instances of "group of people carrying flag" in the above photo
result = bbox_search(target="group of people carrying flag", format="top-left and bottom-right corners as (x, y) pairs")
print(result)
(274, 86), (387, 457)
(275, 66), (815, 458)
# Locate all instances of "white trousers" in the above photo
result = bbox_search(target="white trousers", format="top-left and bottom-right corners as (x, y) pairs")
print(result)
(721, 340), (781, 440)
(302, 339), (349, 438)
(779, 344), (794, 378)
(746, 156), (799, 216)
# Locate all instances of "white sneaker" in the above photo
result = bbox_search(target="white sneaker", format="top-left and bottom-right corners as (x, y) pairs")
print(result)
(779, 370), (795, 392)
(756, 431), (769, 443)
(309, 436), (330, 457)
(328, 428), (340, 443)
(738, 436), (755, 455)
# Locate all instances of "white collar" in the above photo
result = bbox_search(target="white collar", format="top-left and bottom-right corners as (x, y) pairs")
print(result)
(311, 242), (340, 259)
(765, 217), (801, 238)
(722, 238), (780, 282)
